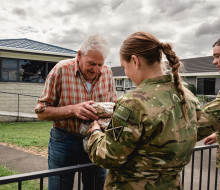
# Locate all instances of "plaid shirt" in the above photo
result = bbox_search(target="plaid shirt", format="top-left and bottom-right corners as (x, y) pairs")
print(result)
(35, 58), (117, 134)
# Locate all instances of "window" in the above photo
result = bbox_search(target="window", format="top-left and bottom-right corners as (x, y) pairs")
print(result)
(124, 79), (130, 89)
(116, 79), (123, 87)
(1, 58), (56, 83)
(197, 78), (215, 95)
(19, 60), (46, 82)
(1, 59), (18, 81)
(131, 81), (136, 87)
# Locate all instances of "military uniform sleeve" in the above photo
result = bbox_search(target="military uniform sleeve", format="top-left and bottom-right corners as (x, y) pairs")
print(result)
(88, 99), (147, 169)
(197, 93), (220, 141)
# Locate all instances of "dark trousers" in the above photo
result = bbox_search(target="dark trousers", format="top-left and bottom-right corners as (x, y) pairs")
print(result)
(48, 127), (107, 190)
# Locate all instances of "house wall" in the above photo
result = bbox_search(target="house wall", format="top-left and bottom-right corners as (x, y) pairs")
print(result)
(184, 76), (196, 87)
(0, 50), (73, 62)
(0, 82), (44, 113)
(0, 82), (130, 114)
(0, 50), (76, 114)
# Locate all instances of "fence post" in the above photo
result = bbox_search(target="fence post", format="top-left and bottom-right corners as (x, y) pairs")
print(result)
(17, 94), (20, 122)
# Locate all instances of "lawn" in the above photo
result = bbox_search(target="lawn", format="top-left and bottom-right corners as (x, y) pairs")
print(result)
(0, 121), (52, 153)
(0, 164), (47, 190)
(0, 121), (51, 189)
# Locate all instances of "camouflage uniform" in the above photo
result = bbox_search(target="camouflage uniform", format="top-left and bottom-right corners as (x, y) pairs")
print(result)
(203, 91), (220, 168)
(88, 75), (220, 190)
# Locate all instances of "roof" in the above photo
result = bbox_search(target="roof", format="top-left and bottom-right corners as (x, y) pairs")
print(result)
(0, 38), (77, 56)
(111, 66), (126, 77)
(181, 56), (216, 73)
(112, 56), (217, 77)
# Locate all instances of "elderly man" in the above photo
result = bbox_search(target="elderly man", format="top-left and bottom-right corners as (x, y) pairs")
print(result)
(203, 39), (220, 168)
(35, 34), (117, 190)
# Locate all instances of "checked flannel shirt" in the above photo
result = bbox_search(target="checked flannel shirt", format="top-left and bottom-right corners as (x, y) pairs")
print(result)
(35, 58), (117, 134)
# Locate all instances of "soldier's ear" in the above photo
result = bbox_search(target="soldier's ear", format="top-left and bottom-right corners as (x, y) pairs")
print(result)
(131, 55), (141, 70)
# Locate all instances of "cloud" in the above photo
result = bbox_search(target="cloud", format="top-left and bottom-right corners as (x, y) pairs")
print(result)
(48, 28), (86, 50)
(195, 18), (220, 36)
(0, 0), (219, 67)
(12, 8), (26, 17)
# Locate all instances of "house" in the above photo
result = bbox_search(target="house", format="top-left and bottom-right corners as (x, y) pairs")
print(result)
(0, 38), (219, 116)
(0, 38), (77, 83)
(0, 38), (77, 114)
(112, 56), (220, 97)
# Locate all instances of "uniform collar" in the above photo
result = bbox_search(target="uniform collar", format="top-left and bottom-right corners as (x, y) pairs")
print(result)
(137, 74), (173, 88)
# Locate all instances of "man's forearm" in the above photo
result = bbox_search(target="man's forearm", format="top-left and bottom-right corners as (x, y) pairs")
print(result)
(37, 105), (74, 121)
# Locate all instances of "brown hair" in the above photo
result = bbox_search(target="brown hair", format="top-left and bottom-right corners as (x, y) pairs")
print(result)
(213, 39), (220, 47)
(120, 31), (189, 122)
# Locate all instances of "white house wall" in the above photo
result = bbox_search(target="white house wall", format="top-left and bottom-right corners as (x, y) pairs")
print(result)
(0, 82), (44, 113)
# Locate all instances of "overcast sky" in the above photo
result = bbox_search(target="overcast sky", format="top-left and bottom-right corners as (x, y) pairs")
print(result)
(0, 0), (219, 67)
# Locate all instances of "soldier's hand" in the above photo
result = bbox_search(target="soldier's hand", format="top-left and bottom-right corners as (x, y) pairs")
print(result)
(87, 120), (101, 134)
(72, 101), (99, 120)
(204, 133), (217, 145)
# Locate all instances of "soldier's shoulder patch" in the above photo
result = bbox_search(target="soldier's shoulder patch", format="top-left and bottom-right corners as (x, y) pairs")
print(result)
(114, 105), (131, 121)
(106, 119), (124, 141)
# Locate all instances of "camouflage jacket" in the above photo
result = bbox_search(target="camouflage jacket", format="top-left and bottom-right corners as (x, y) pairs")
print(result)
(203, 91), (220, 168)
(88, 75), (220, 190)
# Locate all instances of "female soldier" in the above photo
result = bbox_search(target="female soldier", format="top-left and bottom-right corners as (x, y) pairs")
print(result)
(87, 32), (220, 190)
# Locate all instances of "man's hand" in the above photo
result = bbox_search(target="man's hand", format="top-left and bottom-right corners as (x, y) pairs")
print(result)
(87, 120), (101, 134)
(204, 133), (217, 145)
(72, 101), (99, 120)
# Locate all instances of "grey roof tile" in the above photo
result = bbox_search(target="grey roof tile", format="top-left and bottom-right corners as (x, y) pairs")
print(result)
(180, 56), (216, 73)
(0, 38), (77, 55)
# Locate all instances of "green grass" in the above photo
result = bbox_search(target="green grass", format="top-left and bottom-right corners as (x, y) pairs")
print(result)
(0, 121), (52, 149)
(0, 122), (51, 189)
(0, 165), (47, 190)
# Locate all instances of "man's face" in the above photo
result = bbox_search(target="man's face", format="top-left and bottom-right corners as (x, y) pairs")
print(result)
(78, 49), (104, 82)
(213, 45), (220, 73)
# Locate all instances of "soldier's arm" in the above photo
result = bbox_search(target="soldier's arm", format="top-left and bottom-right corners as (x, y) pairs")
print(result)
(88, 100), (148, 169)
(197, 99), (220, 141)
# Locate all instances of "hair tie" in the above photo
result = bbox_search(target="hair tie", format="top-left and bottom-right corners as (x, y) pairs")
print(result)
(158, 42), (163, 49)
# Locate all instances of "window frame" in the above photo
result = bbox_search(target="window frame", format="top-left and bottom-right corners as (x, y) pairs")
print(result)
(124, 78), (130, 89)
(196, 77), (216, 95)
(0, 57), (56, 83)
(115, 79), (123, 87)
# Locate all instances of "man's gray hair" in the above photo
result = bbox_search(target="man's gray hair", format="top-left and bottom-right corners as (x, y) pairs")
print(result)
(80, 34), (110, 58)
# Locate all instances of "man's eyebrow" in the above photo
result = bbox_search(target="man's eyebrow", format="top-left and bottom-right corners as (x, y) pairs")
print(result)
(88, 61), (96, 64)
(89, 61), (104, 65)
(213, 53), (220, 57)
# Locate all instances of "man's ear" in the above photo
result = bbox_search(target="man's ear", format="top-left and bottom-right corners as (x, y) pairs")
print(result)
(131, 55), (141, 69)
(77, 50), (82, 60)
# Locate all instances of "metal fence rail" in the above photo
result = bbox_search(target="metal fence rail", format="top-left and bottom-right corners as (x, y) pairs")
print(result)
(0, 144), (219, 190)
(0, 163), (95, 190)
(182, 144), (219, 190)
